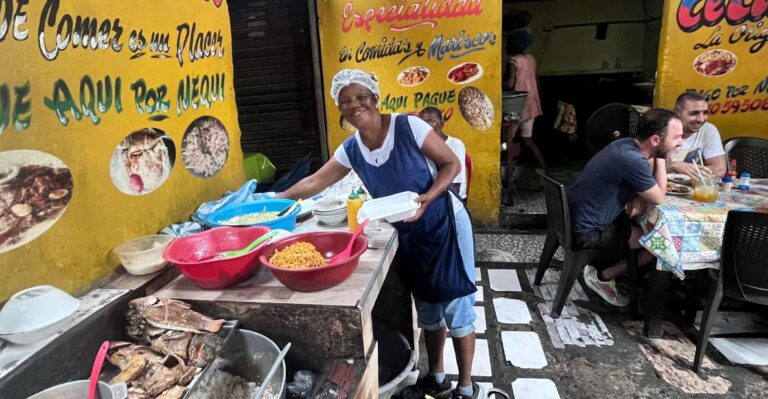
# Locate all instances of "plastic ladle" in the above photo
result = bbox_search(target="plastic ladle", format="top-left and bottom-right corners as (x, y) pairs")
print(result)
(88, 341), (110, 399)
(254, 342), (291, 399)
(216, 230), (278, 259)
(277, 199), (302, 217)
(327, 219), (368, 265)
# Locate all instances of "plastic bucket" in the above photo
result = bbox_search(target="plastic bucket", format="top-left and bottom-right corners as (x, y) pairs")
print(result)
(502, 91), (528, 116)
(375, 321), (417, 399)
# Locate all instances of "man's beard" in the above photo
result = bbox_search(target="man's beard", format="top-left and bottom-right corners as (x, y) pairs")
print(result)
(653, 146), (671, 159)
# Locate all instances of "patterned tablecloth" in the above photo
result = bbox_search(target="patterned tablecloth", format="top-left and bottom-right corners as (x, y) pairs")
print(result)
(639, 179), (768, 279)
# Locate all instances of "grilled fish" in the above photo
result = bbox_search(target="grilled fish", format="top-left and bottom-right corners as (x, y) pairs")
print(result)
(126, 296), (224, 337)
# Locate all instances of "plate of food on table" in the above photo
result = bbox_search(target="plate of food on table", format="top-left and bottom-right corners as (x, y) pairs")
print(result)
(667, 173), (693, 186)
(666, 181), (692, 196)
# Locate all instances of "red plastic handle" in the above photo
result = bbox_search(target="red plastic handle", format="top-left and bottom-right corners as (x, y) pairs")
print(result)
(329, 219), (368, 265)
(88, 341), (110, 399)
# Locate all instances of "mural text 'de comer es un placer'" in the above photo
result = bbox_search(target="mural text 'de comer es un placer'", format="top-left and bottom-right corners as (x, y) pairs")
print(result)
(0, 0), (229, 136)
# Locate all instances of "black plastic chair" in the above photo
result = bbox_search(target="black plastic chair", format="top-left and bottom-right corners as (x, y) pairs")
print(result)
(534, 172), (639, 318)
(692, 210), (768, 373)
(724, 137), (768, 178)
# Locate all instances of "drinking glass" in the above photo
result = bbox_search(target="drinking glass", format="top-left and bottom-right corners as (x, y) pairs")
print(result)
(692, 176), (719, 203)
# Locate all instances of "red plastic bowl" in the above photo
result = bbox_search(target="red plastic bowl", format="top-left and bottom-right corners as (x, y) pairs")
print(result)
(258, 231), (368, 292)
(163, 226), (271, 289)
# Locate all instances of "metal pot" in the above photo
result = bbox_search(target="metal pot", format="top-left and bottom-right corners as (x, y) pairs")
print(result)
(186, 329), (286, 398)
(27, 380), (127, 399)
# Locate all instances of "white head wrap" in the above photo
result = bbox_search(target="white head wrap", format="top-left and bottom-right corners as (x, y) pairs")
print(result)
(329, 69), (380, 106)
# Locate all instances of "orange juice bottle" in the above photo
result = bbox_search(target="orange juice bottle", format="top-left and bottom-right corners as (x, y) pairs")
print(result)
(347, 191), (362, 231)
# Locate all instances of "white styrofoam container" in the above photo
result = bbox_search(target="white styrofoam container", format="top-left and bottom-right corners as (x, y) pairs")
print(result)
(358, 191), (420, 224)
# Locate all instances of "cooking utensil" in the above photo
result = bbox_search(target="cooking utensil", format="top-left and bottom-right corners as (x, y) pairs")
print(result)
(277, 199), (302, 217)
(254, 342), (291, 399)
(214, 230), (277, 260)
(88, 341), (110, 399)
(328, 219), (368, 265)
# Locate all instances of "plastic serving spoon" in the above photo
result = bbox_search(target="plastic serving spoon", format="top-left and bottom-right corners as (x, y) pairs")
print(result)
(276, 199), (302, 217)
(328, 219), (369, 265)
(88, 341), (110, 399)
(216, 230), (278, 259)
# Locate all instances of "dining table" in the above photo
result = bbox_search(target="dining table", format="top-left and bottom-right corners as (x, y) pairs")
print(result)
(637, 178), (768, 337)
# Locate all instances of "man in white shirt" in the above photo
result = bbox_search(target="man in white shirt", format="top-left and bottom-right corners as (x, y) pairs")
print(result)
(419, 106), (468, 199)
(667, 92), (727, 178)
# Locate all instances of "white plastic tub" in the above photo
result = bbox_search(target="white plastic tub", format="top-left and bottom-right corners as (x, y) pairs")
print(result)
(358, 192), (420, 224)
(113, 234), (173, 275)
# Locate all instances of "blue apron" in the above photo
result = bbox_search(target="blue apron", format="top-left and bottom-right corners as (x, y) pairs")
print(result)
(344, 114), (476, 304)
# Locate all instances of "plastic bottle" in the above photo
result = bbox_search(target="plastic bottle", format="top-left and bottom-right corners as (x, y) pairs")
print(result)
(738, 172), (751, 190)
(727, 159), (738, 181)
(721, 176), (733, 192)
(347, 191), (362, 231)
(357, 187), (368, 202)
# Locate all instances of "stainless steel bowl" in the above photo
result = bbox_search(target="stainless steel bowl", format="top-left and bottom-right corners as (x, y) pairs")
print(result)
(27, 381), (127, 399)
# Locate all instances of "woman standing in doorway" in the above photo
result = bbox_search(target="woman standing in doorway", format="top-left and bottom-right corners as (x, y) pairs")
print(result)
(504, 29), (548, 174)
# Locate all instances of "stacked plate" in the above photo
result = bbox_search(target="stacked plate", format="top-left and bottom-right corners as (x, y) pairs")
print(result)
(312, 197), (347, 225)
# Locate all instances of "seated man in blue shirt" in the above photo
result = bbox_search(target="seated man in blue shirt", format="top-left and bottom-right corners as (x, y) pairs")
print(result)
(568, 109), (683, 306)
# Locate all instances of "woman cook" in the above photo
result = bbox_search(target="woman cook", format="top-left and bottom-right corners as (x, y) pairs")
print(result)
(279, 69), (479, 399)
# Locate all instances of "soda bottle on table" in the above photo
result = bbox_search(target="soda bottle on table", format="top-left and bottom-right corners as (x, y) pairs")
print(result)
(727, 159), (738, 181)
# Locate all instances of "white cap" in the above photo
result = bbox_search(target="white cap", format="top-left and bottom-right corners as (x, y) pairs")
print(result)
(329, 69), (380, 106)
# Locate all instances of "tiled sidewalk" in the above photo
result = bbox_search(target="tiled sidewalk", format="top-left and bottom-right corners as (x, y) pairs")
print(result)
(413, 232), (768, 399)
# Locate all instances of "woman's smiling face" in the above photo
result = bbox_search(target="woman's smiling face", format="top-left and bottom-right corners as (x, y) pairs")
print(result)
(338, 84), (379, 129)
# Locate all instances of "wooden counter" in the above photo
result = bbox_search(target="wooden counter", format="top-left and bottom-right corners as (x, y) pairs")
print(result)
(153, 216), (410, 398)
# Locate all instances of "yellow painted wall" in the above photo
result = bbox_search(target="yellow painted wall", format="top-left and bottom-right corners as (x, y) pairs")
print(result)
(655, 0), (768, 139)
(315, 0), (501, 223)
(0, 0), (244, 302)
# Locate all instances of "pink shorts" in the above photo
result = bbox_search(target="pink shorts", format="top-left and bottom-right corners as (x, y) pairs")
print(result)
(517, 119), (534, 138)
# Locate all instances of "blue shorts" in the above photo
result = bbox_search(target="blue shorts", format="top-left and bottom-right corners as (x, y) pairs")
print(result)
(413, 208), (476, 338)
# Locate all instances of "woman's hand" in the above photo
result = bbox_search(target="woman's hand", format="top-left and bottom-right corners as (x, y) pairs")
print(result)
(279, 158), (350, 200)
(403, 193), (435, 223)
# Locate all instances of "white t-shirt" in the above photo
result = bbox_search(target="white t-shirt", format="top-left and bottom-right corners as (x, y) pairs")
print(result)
(445, 137), (467, 199)
(669, 122), (725, 163)
(334, 113), (464, 213)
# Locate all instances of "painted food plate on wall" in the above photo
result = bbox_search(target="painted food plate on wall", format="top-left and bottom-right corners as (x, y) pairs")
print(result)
(182, 116), (230, 178)
(397, 66), (430, 87)
(447, 62), (483, 84)
(693, 49), (737, 77)
(0, 150), (74, 254)
(458, 86), (494, 131)
(109, 128), (175, 195)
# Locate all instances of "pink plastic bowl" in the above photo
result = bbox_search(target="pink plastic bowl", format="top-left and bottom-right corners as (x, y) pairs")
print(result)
(258, 231), (368, 292)
(163, 226), (271, 289)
